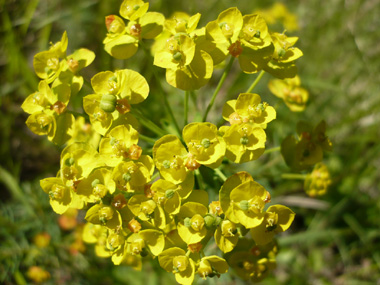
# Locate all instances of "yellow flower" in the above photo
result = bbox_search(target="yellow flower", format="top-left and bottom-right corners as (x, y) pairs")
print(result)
(304, 163), (332, 197)
(268, 75), (309, 111)
(159, 247), (196, 285)
(250, 205), (295, 245)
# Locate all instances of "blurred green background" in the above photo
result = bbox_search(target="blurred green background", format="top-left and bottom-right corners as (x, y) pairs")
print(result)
(1, 0), (379, 284)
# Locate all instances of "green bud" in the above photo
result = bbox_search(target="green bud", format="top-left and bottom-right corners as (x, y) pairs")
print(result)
(172, 51), (183, 61)
(204, 214), (216, 229)
(110, 137), (117, 146)
(214, 216), (222, 226)
(91, 179), (100, 188)
(256, 103), (265, 111)
(100, 94), (117, 113)
(109, 75), (117, 82)
(165, 189), (175, 199)
(123, 173), (132, 182)
(240, 137), (249, 145)
(162, 160), (171, 169)
(184, 217), (191, 228)
(239, 200), (249, 211)
(201, 138), (211, 149)
(65, 157), (75, 166)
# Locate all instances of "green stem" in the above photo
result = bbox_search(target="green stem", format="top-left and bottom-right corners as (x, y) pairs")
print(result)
(281, 173), (307, 180)
(214, 168), (227, 182)
(140, 41), (182, 137)
(130, 109), (166, 137)
(203, 56), (235, 122)
(184, 91), (189, 126)
(190, 91), (197, 107)
(150, 171), (160, 183)
(138, 134), (157, 144)
(246, 70), (265, 93)
(264, 146), (281, 154)
(195, 169), (205, 190)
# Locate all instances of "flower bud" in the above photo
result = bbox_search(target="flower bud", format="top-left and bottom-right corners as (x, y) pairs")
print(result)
(123, 172), (132, 182)
(100, 94), (117, 113)
(239, 200), (249, 211)
(172, 51), (183, 62)
(165, 189), (175, 199)
(201, 138), (211, 149)
(65, 157), (75, 166)
(91, 179), (100, 188)
(184, 217), (191, 228)
(240, 136), (249, 145)
(204, 214), (216, 229)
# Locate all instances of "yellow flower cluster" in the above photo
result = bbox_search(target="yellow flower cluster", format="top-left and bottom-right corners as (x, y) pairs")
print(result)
(18, 2), (328, 284)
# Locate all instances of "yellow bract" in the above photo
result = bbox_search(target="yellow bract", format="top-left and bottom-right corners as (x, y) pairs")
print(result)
(250, 205), (295, 245)
(268, 75), (309, 112)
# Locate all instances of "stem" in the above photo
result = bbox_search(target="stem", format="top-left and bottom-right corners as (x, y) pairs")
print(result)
(195, 169), (205, 190)
(214, 168), (227, 182)
(140, 41), (182, 137)
(246, 70), (265, 93)
(281, 173), (307, 180)
(138, 134), (157, 144)
(184, 91), (189, 126)
(190, 91), (197, 107)
(264, 146), (281, 154)
(150, 171), (160, 183)
(130, 109), (166, 137)
(203, 56), (235, 122)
